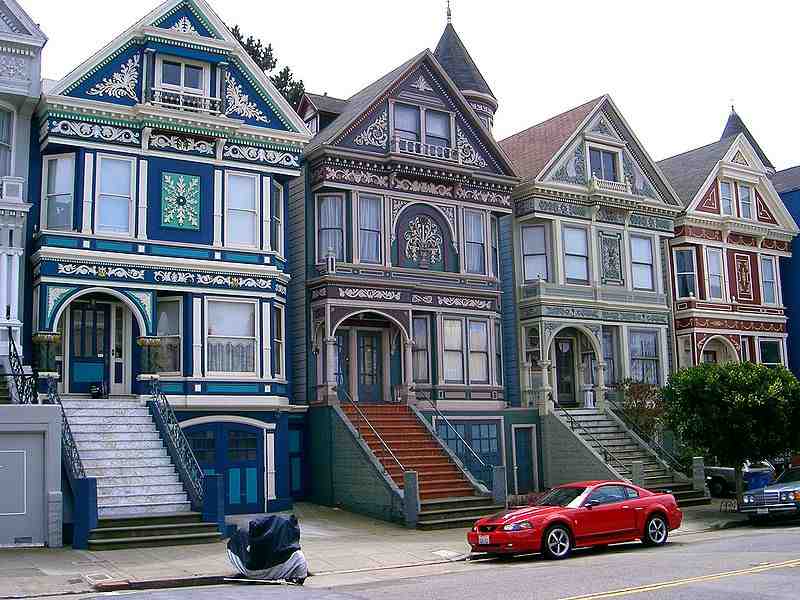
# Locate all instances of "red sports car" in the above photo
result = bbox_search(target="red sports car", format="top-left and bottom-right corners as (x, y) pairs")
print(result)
(467, 480), (682, 560)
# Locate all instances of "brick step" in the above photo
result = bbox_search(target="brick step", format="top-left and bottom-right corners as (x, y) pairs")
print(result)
(384, 465), (462, 478)
(342, 406), (411, 416)
(96, 483), (186, 497)
(80, 448), (168, 460)
(89, 521), (218, 541)
(98, 492), (188, 507)
(98, 501), (192, 518)
(85, 465), (178, 478)
(355, 422), (429, 432)
(374, 453), (453, 464)
(359, 433), (434, 444)
(87, 531), (221, 551)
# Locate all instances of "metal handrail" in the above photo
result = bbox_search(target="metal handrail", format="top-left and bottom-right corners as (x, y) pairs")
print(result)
(416, 390), (487, 469)
(552, 393), (630, 477)
(6, 328), (36, 405)
(605, 395), (687, 475)
(336, 371), (405, 472)
(148, 378), (204, 507)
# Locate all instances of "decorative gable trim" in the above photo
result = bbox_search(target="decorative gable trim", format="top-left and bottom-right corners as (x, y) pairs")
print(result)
(87, 53), (140, 103)
(151, 0), (221, 39)
(61, 40), (141, 98)
(696, 183), (719, 214)
(755, 189), (777, 224)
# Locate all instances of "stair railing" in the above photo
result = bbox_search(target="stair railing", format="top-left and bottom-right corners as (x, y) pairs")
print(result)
(552, 393), (630, 477)
(605, 395), (688, 476)
(6, 327), (37, 405)
(416, 390), (489, 481)
(147, 378), (204, 509)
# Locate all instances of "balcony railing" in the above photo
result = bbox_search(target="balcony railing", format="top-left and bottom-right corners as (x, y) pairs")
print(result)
(0, 177), (24, 203)
(589, 174), (632, 195)
(149, 88), (223, 115)
(393, 135), (460, 163)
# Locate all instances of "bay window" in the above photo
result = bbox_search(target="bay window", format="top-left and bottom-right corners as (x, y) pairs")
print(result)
(468, 320), (489, 384)
(358, 193), (382, 264)
(273, 304), (285, 378)
(564, 226), (589, 284)
(631, 236), (654, 291)
(272, 182), (284, 255)
(206, 300), (257, 374)
(156, 299), (181, 375)
(490, 216), (499, 277)
(706, 247), (725, 300)
(738, 183), (753, 219)
(42, 154), (75, 231)
(674, 248), (696, 298)
(425, 110), (451, 148)
(317, 194), (344, 261)
(759, 339), (782, 366)
(226, 173), (258, 248)
(522, 225), (548, 281)
(443, 318), (464, 383)
(589, 147), (617, 181)
(412, 316), (430, 383)
(629, 330), (660, 385)
(96, 155), (134, 235)
(394, 104), (420, 142)
(761, 256), (777, 304)
(720, 181), (734, 216)
(465, 209), (486, 274)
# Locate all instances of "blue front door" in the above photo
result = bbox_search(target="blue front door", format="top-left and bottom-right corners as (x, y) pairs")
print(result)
(186, 423), (265, 515)
(514, 427), (535, 494)
(69, 303), (110, 394)
(357, 331), (382, 403)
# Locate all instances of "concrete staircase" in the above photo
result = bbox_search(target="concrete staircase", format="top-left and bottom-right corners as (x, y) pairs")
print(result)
(61, 396), (221, 549)
(341, 404), (502, 529)
(566, 409), (710, 507)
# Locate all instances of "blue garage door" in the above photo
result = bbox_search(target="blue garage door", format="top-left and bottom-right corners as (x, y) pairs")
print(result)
(186, 423), (265, 515)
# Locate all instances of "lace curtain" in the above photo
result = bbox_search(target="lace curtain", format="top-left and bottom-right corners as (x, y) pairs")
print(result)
(359, 195), (381, 263)
(207, 301), (256, 373)
(319, 195), (344, 259)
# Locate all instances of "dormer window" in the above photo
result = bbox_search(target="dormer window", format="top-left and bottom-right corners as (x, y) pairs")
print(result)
(425, 110), (451, 148)
(158, 58), (207, 95)
(153, 55), (214, 113)
(589, 148), (618, 182)
(738, 183), (753, 219)
(720, 181), (734, 215)
(392, 102), (456, 160)
(394, 104), (421, 142)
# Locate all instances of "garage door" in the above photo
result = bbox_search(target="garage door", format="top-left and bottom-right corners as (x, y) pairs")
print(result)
(0, 434), (45, 546)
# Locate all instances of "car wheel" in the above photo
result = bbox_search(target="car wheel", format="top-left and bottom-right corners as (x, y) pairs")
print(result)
(642, 514), (669, 546)
(709, 478), (727, 497)
(542, 524), (572, 560)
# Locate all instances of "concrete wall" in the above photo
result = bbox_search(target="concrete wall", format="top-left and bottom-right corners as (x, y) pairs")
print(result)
(540, 413), (617, 487)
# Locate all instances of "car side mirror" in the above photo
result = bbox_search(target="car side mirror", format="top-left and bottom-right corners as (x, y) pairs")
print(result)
(585, 500), (598, 510)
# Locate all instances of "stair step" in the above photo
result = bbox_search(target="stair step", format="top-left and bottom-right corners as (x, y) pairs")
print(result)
(87, 531), (221, 551)
(89, 521), (218, 541)
(97, 483), (186, 496)
(85, 465), (178, 478)
(61, 400), (144, 410)
(97, 512), (202, 528)
(98, 501), (191, 518)
(80, 448), (168, 460)
(418, 504), (503, 521)
(70, 423), (158, 433)
(83, 456), (173, 468)
(73, 432), (161, 442)
(62, 407), (151, 418)
(98, 492), (188, 507)
(67, 416), (154, 425)
(95, 474), (180, 487)
(75, 439), (165, 451)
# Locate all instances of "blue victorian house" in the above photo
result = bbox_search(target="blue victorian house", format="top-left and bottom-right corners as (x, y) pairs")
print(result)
(24, 0), (310, 545)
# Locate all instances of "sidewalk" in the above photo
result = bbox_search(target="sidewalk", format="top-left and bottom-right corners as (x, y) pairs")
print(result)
(0, 500), (747, 599)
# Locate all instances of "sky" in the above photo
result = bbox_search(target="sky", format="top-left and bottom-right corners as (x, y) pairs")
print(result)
(24, 0), (800, 169)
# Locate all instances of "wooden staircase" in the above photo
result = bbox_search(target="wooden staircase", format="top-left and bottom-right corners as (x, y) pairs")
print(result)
(341, 404), (503, 529)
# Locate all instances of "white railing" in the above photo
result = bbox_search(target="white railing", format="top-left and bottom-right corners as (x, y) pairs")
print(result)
(590, 175), (631, 195)
(150, 88), (223, 115)
(0, 177), (24, 203)
(393, 136), (460, 162)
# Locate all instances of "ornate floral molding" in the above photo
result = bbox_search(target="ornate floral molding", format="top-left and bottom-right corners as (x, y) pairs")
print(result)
(629, 213), (673, 232)
(150, 133), (214, 156)
(762, 238), (790, 252)
(727, 232), (756, 247)
(0, 54), (27, 81)
(50, 120), (140, 145)
(410, 75), (434, 93)
(731, 150), (748, 166)
(455, 187), (511, 208)
(404, 216), (443, 266)
(223, 144), (300, 168)
(152, 270), (272, 290)
(521, 198), (590, 219)
(597, 206), (626, 225)
(392, 176), (452, 198)
(124, 290), (153, 331)
(225, 75), (270, 123)
(623, 153), (656, 199)
(437, 296), (493, 310)
(675, 225), (722, 241)
(553, 144), (587, 185)
(599, 232), (623, 285)
(87, 54), (140, 102)
(411, 294), (433, 304)
(161, 173), (200, 230)
(170, 16), (199, 35)
(354, 110), (388, 148)
(57, 263), (145, 280)
(456, 126), (487, 168)
(315, 165), (388, 187)
(337, 287), (401, 301)
(590, 116), (616, 138)
(735, 255), (753, 301)
(46, 286), (75, 321)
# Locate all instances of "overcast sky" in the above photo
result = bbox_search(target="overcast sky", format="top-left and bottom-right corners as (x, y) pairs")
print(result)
(25, 0), (800, 169)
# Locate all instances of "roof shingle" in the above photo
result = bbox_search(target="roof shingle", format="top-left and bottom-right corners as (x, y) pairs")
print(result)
(656, 137), (736, 206)
(721, 109), (774, 170)
(772, 165), (800, 194)
(434, 24), (494, 99)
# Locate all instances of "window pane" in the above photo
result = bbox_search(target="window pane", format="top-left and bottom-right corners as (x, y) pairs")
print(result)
(444, 352), (464, 382)
(524, 255), (548, 280)
(633, 264), (653, 290)
(677, 274), (695, 298)
(359, 195), (381, 229)
(565, 255), (588, 281)
(675, 249), (694, 274)
(162, 61), (182, 86)
(469, 353), (488, 383)
(207, 301), (255, 337)
(426, 110), (450, 147)
(631, 237), (652, 264)
(589, 148), (602, 179)
(466, 244), (485, 274)
(320, 229), (343, 260)
(394, 105), (420, 139)
(630, 331), (658, 358)
(602, 151), (616, 181)
(564, 227), (587, 255)
(469, 321), (488, 351)
(0, 110), (10, 145)
(523, 226), (545, 254)
(227, 210), (256, 245)
(413, 317), (428, 350)
(97, 194), (130, 232)
(319, 195), (343, 228)
(48, 156), (75, 195)
(184, 65), (203, 90)
(465, 211), (484, 243)
(739, 185), (752, 218)
(100, 158), (132, 196)
(760, 341), (781, 364)
(720, 182), (733, 215)
(444, 320), (463, 349)
(761, 257), (775, 280)
(157, 301), (180, 336)
(47, 195), (72, 230)
(228, 174), (256, 210)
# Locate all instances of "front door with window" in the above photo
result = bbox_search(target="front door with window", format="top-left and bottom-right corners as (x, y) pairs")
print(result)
(69, 303), (110, 394)
(357, 331), (382, 403)
(555, 338), (577, 406)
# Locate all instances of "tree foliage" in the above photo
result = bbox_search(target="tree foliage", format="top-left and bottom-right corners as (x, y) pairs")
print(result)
(231, 25), (305, 109)
(618, 379), (664, 440)
(662, 362), (800, 495)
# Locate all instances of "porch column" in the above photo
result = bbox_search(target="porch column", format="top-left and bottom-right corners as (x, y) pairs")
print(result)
(595, 361), (607, 412)
(10, 252), (19, 322)
(521, 361), (533, 407)
(324, 336), (339, 405)
(538, 360), (553, 415)
(403, 337), (416, 405)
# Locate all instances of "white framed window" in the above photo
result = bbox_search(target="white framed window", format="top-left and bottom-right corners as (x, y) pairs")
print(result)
(156, 55), (209, 96)
(758, 339), (782, 367)
(468, 320), (489, 384)
(490, 215), (499, 278)
(317, 193), (345, 262)
(631, 235), (654, 291)
(394, 103), (421, 142)
(740, 337), (751, 362)
(95, 154), (135, 236)
(206, 299), (257, 375)
(272, 182), (284, 256)
(425, 109), (451, 148)
(358, 193), (382, 264)
(156, 298), (182, 376)
(563, 225), (589, 284)
(0, 108), (12, 177)
(602, 328), (617, 385)
(629, 330), (660, 385)
(412, 315), (430, 383)
(41, 154), (75, 231)
(522, 224), (548, 281)
(225, 172), (259, 249)
(706, 247), (725, 300)
(443, 318), (464, 383)
(674, 248), (697, 298)
(761, 256), (777, 305)
(720, 181), (734, 216)
(589, 147), (618, 181)
(738, 183), (753, 219)
(273, 303), (285, 378)
(494, 321), (503, 386)
(465, 209), (486, 274)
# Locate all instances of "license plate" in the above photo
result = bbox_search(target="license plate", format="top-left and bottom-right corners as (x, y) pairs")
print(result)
(757, 508), (769, 515)
(478, 535), (490, 545)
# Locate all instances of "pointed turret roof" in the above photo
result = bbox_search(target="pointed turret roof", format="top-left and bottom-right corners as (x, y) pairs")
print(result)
(721, 108), (774, 170)
(434, 23), (494, 101)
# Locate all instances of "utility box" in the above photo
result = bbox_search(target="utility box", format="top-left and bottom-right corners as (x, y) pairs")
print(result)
(0, 405), (62, 547)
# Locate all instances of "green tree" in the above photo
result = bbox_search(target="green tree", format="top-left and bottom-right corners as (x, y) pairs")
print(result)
(231, 25), (305, 109)
(662, 362), (800, 500)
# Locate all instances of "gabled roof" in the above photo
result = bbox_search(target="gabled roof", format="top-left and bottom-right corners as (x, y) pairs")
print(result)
(498, 96), (604, 181)
(657, 136), (737, 206)
(304, 92), (348, 117)
(772, 165), (800, 195)
(0, 0), (47, 46)
(721, 108), (774, 170)
(434, 23), (494, 100)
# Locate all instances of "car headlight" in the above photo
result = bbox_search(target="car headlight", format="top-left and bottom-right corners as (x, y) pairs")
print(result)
(744, 495), (753, 504)
(502, 521), (533, 532)
(780, 492), (791, 503)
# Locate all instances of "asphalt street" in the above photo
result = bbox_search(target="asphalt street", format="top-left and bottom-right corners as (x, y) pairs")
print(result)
(76, 522), (800, 600)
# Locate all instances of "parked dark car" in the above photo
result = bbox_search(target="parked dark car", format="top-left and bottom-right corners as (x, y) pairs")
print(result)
(739, 467), (800, 521)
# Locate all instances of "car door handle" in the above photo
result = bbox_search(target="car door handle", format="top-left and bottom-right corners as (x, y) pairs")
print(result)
(622, 505), (630, 509)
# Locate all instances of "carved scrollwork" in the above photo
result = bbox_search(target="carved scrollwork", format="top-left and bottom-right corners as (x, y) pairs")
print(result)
(87, 54), (140, 102)
(354, 110), (388, 148)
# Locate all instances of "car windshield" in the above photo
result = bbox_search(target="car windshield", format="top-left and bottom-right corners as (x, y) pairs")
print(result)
(776, 469), (800, 484)
(536, 487), (587, 507)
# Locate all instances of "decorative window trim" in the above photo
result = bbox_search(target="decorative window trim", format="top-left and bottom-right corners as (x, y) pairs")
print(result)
(757, 337), (783, 367)
(719, 180), (734, 216)
(355, 191), (383, 265)
(672, 247), (698, 299)
(630, 234), (655, 291)
(94, 153), (136, 238)
(704, 246), (726, 302)
(562, 224), (591, 285)
(760, 255), (779, 306)
(522, 223), (550, 282)
(599, 231), (624, 286)
(463, 208), (487, 275)
(224, 170), (261, 250)
(737, 182), (754, 221)
(204, 296), (260, 378)
(272, 181), (285, 258)
(156, 296), (182, 377)
(587, 143), (621, 183)
(315, 192), (346, 263)
(155, 54), (211, 97)
(273, 303), (286, 379)
(40, 152), (76, 232)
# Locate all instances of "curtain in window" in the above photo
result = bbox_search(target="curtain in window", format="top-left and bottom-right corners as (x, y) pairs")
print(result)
(465, 211), (486, 274)
(207, 302), (256, 373)
(157, 300), (181, 374)
(443, 319), (464, 382)
(319, 195), (344, 260)
(426, 111), (450, 147)
(468, 321), (489, 384)
(412, 317), (429, 383)
(494, 322), (503, 385)
(630, 331), (659, 385)
(707, 249), (724, 299)
(394, 105), (420, 140)
(761, 258), (776, 303)
(46, 156), (75, 230)
(602, 330), (616, 384)
(359, 195), (381, 263)
(98, 158), (131, 233)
